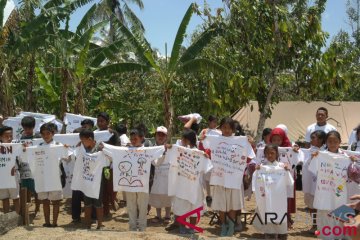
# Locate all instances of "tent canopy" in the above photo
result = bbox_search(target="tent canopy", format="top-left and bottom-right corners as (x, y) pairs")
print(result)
(232, 101), (360, 144)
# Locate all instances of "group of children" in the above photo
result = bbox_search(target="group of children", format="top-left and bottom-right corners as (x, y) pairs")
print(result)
(0, 110), (359, 240)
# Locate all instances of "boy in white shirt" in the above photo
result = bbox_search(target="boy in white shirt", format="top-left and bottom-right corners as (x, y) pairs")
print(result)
(0, 126), (20, 214)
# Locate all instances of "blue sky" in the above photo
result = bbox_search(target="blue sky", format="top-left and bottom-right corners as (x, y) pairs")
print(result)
(68, 0), (350, 54)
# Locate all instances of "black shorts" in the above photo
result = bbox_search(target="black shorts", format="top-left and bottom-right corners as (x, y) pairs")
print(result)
(83, 179), (104, 208)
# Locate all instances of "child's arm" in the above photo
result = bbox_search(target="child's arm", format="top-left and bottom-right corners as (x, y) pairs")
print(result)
(184, 117), (197, 130)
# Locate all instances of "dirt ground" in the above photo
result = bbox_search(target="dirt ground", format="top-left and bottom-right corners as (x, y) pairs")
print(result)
(1, 191), (317, 240)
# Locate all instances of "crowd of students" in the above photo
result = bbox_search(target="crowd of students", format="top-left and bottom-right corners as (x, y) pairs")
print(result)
(0, 107), (359, 240)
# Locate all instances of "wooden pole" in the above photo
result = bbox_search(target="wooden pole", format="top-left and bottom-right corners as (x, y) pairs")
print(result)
(20, 188), (29, 226)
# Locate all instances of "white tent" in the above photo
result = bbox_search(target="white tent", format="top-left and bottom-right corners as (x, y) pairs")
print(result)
(232, 101), (360, 144)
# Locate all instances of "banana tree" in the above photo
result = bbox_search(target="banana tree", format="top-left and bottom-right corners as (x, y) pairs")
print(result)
(94, 3), (230, 138)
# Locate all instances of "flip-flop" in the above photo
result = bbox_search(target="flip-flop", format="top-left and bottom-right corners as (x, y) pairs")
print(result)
(42, 223), (52, 228)
(151, 216), (161, 223)
(164, 217), (171, 224)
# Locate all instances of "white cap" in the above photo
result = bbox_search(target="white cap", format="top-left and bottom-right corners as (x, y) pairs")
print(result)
(276, 124), (288, 135)
(156, 126), (168, 135)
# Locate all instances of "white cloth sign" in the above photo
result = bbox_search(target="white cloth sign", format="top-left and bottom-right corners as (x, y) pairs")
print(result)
(64, 113), (97, 133)
(309, 151), (351, 210)
(167, 145), (213, 205)
(0, 143), (22, 189)
(18, 111), (63, 133)
(301, 147), (319, 195)
(24, 144), (69, 193)
(203, 135), (255, 189)
(94, 130), (113, 143)
(103, 144), (164, 193)
(62, 156), (75, 198)
(71, 148), (109, 198)
(3, 117), (23, 140)
(252, 164), (294, 224)
(13, 139), (42, 179)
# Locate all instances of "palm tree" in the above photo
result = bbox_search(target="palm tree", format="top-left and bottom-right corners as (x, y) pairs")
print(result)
(94, 3), (230, 138)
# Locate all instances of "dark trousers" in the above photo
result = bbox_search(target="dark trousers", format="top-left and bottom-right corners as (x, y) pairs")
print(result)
(72, 190), (83, 220)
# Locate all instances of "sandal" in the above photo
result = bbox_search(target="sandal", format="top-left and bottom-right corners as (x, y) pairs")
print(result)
(164, 217), (171, 224)
(51, 224), (58, 228)
(43, 223), (52, 228)
(151, 216), (161, 223)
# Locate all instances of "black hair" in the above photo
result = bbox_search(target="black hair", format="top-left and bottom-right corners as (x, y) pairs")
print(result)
(264, 144), (279, 160)
(233, 120), (245, 136)
(40, 122), (57, 134)
(105, 130), (121, 146)
(190, 123), (200, 135)
(208, 115), (217, 122)
(262, 128), (272, 140)
(130, 128), (144, 138)
(73, 127), (83, 133)
(310, 130), (326, 146)
(0, 126), (13, 136)
(317, 107), (328, 116)
(97, 112), (110, 122)
(326, 130), (341, 143)
(81, 119), (95, 128)
(355, 124), (360, 141)
(115, 124), (127, 135)
(136, 123), (148, 136)
(220, 117), (235, 131)
(21, 116), (36, 128)
(181, 129), (197, 147)
(79, 129), (94, 139)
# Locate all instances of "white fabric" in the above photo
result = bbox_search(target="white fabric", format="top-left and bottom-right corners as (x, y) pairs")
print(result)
(71, 147), (110, 199)
(14, 139), (41, 179)
(304, 123), (337, 142)
(202, 135), (255, 190)
(62, 156), (75, 198)
(94, 130), (113, 143)
(301, 147), (320, 195)
(24, 144), (69, 193)
(166, 145), (213, 205)
(0, 143), (22, 189)
(309, 151), (351, 210)
(64, 113), (97, 133)
(120, 134), (130, 146)
(178, 113), (202, 124)
(151, 158), (170, 195)
(343, 150), (360, 203)
(18, 111), (63, 133)
(103, 144), (164, 193)
(54, 134), (81, 149)
(348, 130), (357, 146)
(252, 164), (294, 224)
(2, 117), (23, 140)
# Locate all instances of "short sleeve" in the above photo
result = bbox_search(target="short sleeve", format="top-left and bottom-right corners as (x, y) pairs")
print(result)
(304, 125), (312, 143)
(308, 155), (318, 175)
(247, 142), (256, 159)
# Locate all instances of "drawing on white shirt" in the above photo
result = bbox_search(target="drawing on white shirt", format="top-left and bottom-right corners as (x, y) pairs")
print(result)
(118, 160), (143, 187)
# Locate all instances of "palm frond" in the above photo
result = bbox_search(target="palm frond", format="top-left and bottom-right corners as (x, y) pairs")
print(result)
(179, 26), (223, 63)
(178, 58), (231, 76)
(168, 3), (194, 72)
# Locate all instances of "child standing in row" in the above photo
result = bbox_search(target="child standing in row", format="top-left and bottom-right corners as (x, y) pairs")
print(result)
(253, 144), (293, 239)
(0, 126), (20, 214)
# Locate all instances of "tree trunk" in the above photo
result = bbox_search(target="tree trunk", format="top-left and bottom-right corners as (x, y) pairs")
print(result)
(74, 81), (85, 115)
(255, 78), (277, 142)
(163, 88), (174, 142)
(0, 68), (14, 117)
(60, 69), (69, 120)
(25, 55), (35, 111)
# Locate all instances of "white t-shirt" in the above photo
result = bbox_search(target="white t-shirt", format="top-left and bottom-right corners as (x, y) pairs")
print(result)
(13, 139), (42, 179)
(166, 145), (213, 205)
(304, 123), (337, 142)
(103, 144), (165, 193)
(0, 143), (22, 189)
(301, 147), (320, 195)
(63, 113), (97, 133)
(62, 155), (75, 198)
(119, 134), (130, 146)
(309, 151), (351, 210)
(252, 163), (294, 224)
(24, 142), (69, 193)
(94, 130), (113, 143)
(71, 147), (110, 199)
(151, 156), (170, 195)
(203, 135), (255, 190)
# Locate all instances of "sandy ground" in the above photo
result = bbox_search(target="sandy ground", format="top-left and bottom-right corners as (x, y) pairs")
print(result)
(1, 191), (317, 240)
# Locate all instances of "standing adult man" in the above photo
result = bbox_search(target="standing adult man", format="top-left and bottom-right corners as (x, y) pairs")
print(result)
(304, 107), (337, 148)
